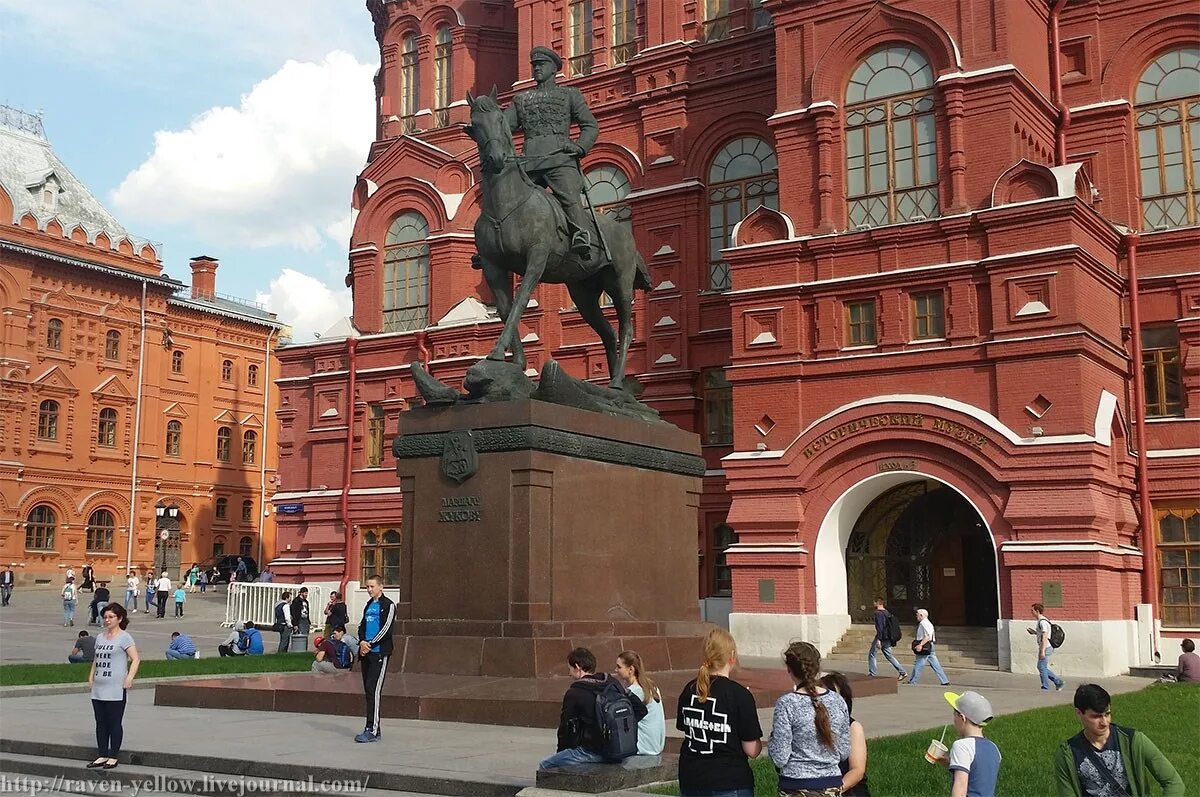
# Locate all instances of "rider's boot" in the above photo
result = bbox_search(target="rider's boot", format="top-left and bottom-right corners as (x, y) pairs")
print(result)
(570, 230), (591, 257)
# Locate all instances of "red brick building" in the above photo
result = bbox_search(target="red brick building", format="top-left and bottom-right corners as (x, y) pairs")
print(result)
(273, 0), (1198, 676)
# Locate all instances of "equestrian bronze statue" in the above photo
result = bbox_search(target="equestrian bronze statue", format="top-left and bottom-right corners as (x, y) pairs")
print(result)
(465, 48), (651, 390)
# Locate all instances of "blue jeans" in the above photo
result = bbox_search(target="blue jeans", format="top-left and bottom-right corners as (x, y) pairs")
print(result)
(681, 790), (754, 797)
(125, 589), (137, 609)
(538, 747), (604, 770)
(1038, 649), (1064, 689)
(909, 650), (950, 684)
(63, 599), (75, 624)
(869, 638), (906, 676)
(165, 649), (194, 660)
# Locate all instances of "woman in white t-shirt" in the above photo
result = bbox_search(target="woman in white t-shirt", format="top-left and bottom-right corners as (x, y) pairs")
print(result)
(124, 572), (140, 613)
(616, 650), (666, 755)
(87, 603), (139, 769)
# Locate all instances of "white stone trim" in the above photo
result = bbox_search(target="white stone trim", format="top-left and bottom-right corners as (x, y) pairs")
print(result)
(725, 543), (809, 554)
(730, 612), (850, 658)
(1147, 448), (1200, 458)
(1000, 619), (1140, 677)
(999, 541), (1142, 557)
(1069, 99), (1130, 113)
(937, 64), (1015, 83)
(624, 179), (702, 201)
(767, 100), (838, 123)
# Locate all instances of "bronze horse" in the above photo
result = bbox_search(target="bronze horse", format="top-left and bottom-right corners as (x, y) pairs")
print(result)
(464, 89), (650, 389)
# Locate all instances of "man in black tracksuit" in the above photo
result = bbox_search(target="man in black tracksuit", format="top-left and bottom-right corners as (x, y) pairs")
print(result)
(355, 575), (395, 743)
(290, 587), (311, 637)
(538, 647), (647, 768)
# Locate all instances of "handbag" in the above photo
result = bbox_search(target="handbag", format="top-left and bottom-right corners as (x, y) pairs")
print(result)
(912, 640), (933, 654)
(1082, 745), (1130, 797)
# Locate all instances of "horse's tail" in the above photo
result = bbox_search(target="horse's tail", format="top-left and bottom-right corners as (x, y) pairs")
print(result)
(633, 252), (652, 291)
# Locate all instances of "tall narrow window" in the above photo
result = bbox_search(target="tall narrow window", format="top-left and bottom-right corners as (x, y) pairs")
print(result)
(242, 430), (257, 464)
(104, 330), (120, 360)
(712, 522), (739, 596)
(912, 291), (945, 340)
(748, 0), (771, 30)
(215, 498), (228, 520)
(97, 408), (118, 448)
(37, 400), (59, 440)
(1135, 48), (1200, 230)
(401, 34), (419, 134)
(247, 364), (259, 387)
(708, 137), (779, 291)
(165, 420), (182, 457)
(25, 505), (56, 550)
(434, 27), (453, 127)
(361, 528), (402, 587)
(367, 404), (386, 468)
(221, 360), (233, 382)
(845, 46), (940, 229)
(1157, 507), (1200, 626)
(702, 368), (733, 445)
(568, 0), (594, 76)
(216, 426), (232, 463)
(701, 0), (731, 42)
(1143, 325), (1184, 417)
(171, 350), (184, 374)
(847, 300), (877, 346)
(86, 509), (116, 553)
(241, 500), (254, 523)
(383, 212), (431, 332)
(46, 318), (63, 350)
(213, 536), (226, 557)
(611, 0), (638, 64)
(239, 535), (253, 556)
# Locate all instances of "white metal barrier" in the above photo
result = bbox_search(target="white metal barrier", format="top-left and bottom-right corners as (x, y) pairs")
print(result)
(223, 582), (325, 629)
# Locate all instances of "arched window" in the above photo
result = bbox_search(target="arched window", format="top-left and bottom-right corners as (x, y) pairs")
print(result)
(584, 165), (633, 227)
(241, 499), (254, 523)
(104, 330), (120, 360)
(221, 359), (233, 382)
(611, 0), (638, 64)
(1136, 48), (1200, 230)
(845, 45), (939, 229)
(25, 505), (56, 550)
(434, 27), (453, 127)
(165, 420), (182, 457)
(247, 364), (259, 387)
(216, 426), (232, 463)
(239, 535), (253, 556)
(401, 34), (419, 133)
(171, 350), (184, 374)
(215, 498), (228, 520)
(242, 430), (257, 464)
(383, 212), (430, 332)
(568, 0), (594, 76)
(37, 400), (59, 440)
(97, 408), (118, 448)
(46, 318), (63, 350)
(86, 508), (116, 553)
(707, 137), (778, 291)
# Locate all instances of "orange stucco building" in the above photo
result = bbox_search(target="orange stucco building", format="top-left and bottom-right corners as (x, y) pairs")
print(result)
(0, 107), (285, 585)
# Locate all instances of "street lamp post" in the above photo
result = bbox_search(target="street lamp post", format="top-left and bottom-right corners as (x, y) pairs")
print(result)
(154, 502), (180, 576)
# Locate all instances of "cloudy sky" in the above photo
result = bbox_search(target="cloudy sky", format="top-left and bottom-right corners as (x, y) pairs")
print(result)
(0, 1), (381, 340)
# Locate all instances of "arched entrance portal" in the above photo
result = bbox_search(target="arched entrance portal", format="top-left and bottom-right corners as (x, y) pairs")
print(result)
(846, 480), (998, 626)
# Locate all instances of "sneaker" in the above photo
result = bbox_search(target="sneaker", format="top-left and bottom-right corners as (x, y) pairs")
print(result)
(354, 731), (379, 743)
(897, 673), (908, 682)
(1056, 682), (1065, 692)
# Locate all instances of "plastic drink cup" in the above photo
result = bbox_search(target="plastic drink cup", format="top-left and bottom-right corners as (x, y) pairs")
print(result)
(924, 739), (948, 763)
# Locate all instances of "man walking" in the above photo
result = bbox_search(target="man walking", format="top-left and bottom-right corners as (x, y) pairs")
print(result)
(1030, 603), (1065, 691)
(868, 597), (907, 681)
(356, 575), (395, 743)
(0, 565), (14, 606)
(154, 571), (171, 619)
(1053, 683), (1183, 796)
(907, 608), (950, 686)
(503, 46), (599, 257)
(274, 591), (293, 653)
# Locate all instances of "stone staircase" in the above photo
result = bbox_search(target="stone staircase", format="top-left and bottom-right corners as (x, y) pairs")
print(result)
(828, 624), (1000, 671)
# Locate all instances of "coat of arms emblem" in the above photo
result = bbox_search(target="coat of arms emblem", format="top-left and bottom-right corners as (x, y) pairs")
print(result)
(440, 430), (478, 484)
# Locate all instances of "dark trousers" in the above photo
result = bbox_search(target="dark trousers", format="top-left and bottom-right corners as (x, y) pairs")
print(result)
(360, 652), (389, 735)
(218, 644), (237, 657)
(92, 695), (126, 758)
(531, 165), (589, 236)
(174, 602), (183, 617)
(156, 592), (168, 617)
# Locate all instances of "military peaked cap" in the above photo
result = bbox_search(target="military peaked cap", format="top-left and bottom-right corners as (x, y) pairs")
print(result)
(530, 46), (563, 68)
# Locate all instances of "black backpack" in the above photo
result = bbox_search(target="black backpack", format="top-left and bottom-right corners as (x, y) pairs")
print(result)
(594, 678), (639, 762)
(1049, 623), (1065, 649)
(885, 612), (903, 646)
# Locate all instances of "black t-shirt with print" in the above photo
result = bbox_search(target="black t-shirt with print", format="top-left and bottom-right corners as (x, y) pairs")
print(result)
(676, 675), (762, 792)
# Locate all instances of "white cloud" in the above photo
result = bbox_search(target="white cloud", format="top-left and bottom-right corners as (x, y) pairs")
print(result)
(256, 269), (352, 343)
(111, 51), (375, 251)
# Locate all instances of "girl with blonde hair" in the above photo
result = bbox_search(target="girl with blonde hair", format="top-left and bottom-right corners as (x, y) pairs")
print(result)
(616, 650), (665, 754)
(675, 628), (762, 797)
(768, 641), (851, 797)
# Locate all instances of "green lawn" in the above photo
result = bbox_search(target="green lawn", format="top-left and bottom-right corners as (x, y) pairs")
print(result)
(650, 683), (1198, 796)
(0, 652), (315, 686)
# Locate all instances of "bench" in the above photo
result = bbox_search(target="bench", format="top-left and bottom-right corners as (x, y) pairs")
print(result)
(534, 754), (677, 794)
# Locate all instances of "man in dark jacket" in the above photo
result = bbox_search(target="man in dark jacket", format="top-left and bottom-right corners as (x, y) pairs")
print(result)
(274, 591), (293, 653)
(869, 597), (907, 680)
(538, 647), (647, 769)
(355, 575), (395, 743)
(290, 587), (311, 637)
